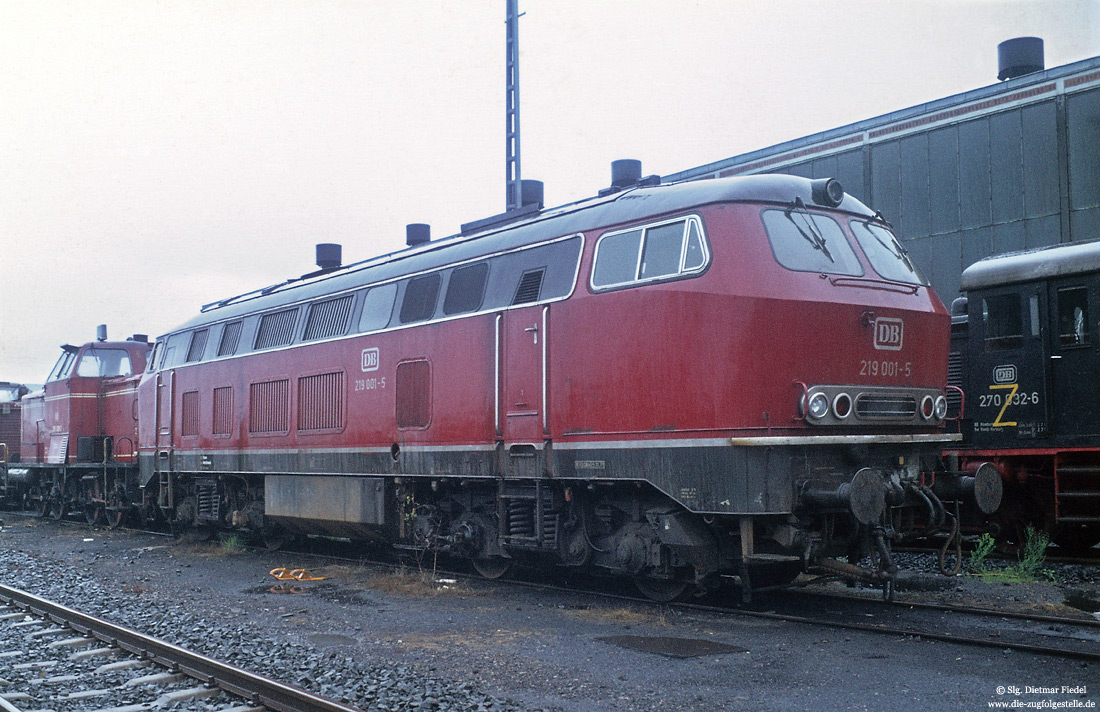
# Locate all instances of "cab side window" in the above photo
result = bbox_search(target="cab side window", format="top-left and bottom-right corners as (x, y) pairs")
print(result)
(1057, 287), (1089, 347)
(591, 216), (709, 290)
(983, 294), (1023, 351)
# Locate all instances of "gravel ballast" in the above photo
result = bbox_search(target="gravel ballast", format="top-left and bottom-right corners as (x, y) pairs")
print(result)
(1, 516), (1097, 712)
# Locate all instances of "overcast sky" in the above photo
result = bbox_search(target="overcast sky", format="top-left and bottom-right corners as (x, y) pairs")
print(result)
(1, 0), (1097, 385)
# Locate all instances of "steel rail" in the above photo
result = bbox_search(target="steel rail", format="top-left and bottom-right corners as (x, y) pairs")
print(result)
(0, 583), (364, 712)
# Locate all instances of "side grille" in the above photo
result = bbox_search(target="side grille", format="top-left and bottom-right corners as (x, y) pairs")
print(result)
(249, 379), (290, 433)
(946, 349), (964, 417)
(855, 393), (916, 419)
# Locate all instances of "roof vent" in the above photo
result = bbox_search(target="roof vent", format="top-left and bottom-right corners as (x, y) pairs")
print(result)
(315, 243), (342, 270)
(520, 180), (544, 209)
(96, 324), (107, 342)
(611, 159), (642, 188)
(407, 223), (430, 247)
(998, 37), (1044, 81)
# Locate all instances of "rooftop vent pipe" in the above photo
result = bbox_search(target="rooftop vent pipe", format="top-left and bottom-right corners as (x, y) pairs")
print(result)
(611, 159), (643, 188)
(407, 223), (430, 247)
(998, 37), (1044, 81)
(520, 179), (544, 209)
(315, 243), (342, 270)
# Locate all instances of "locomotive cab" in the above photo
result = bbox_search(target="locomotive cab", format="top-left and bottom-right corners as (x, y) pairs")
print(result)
(948, 240), (1100, 552)
(11, 330), (151, 522)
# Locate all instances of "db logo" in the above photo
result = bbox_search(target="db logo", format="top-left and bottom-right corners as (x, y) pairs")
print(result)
(361, 347), (380, 372)
(993, 365), (1017, 384)
(873, 317), (904, 351)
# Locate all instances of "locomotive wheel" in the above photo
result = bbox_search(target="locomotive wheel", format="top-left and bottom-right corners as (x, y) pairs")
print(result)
(32, 490), (48, 518)
(472, 556), (512, 579)
(633, 575), (690, 603)
(105, 490), (129, 529)
(84, 502), (105, 526)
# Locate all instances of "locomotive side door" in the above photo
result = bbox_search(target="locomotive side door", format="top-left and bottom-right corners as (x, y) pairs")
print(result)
(498, 305), (548, 446)
(968, 285), (1049, 446)
(154, 369), (174, 466)
(1048, 278), (1100, 442)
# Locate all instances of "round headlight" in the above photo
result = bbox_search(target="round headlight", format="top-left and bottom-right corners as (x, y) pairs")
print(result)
(920, 395), (935, 420)
(934, 395), (948, 420)
(832, 393), (852, 419)
(808, 392), (829, 420)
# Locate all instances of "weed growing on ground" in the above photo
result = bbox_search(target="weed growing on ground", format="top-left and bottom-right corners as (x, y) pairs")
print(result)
(969, 526), (1051, 583)
(968, 532), (996, 573)
(219, 534), (246, 553)
(367, 567), (472, 597)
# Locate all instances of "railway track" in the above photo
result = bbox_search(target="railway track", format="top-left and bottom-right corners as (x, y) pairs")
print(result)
(0, 583), (363, 712)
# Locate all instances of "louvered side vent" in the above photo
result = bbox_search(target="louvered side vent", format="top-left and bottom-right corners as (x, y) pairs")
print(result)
(298, 372), (345, 430)
(181, 391), (200, 437)
(212, 386), (233, 436)
(512, 269), (545, 305)
(249, 379), (290, 433)
(254, 309), (297, 350)
(303, 295), (354, 341)
(218, 321), (242, 356)
(186, 330), (209, 363)
(946, 350), (964, 418)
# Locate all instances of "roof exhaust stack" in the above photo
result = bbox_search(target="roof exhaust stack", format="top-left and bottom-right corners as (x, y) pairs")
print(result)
(601, 159), (661, 197)
(96, 324), (107, 342)
(407, 223), (431, 247)
(315, 243), (342, 270)
(998, 37), (1044, 81)
(611, 159), (642, 188)
(520, 180), (544, 209)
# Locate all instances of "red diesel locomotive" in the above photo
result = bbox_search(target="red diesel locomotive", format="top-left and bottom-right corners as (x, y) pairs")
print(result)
(119, 165), (994, 600)
(9, 331), (150, 522)
(3, 166), (999, 599)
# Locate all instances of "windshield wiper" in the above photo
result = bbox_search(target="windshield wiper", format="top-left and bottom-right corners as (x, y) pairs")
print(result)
(861, 220), (915, 272)
(784, 197), (833, 262)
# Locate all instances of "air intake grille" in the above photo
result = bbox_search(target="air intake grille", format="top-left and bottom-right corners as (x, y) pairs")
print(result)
(212, 386), (233, 436)
(255, 309), (297, 350)
(946, 350), (964, 417)
(181, 391), (200, 437)
(298, 371), (345, 430)
(855, 393), (916, 419)
(218, 321), (242, 356)
(249, 379), (290, 433)
(303, 295), (353, 341)
(512, 269), (545, 305)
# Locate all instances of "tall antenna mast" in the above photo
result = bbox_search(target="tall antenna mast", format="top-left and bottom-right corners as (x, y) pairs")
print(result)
(505, 0), (521, 211)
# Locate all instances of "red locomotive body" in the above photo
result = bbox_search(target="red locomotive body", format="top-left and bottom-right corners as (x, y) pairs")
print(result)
(131, 171), (994, 598)
(12, 335), (150, 521)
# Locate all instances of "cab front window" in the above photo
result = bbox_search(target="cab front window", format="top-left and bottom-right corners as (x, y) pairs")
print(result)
(75, 348), (133, 378)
